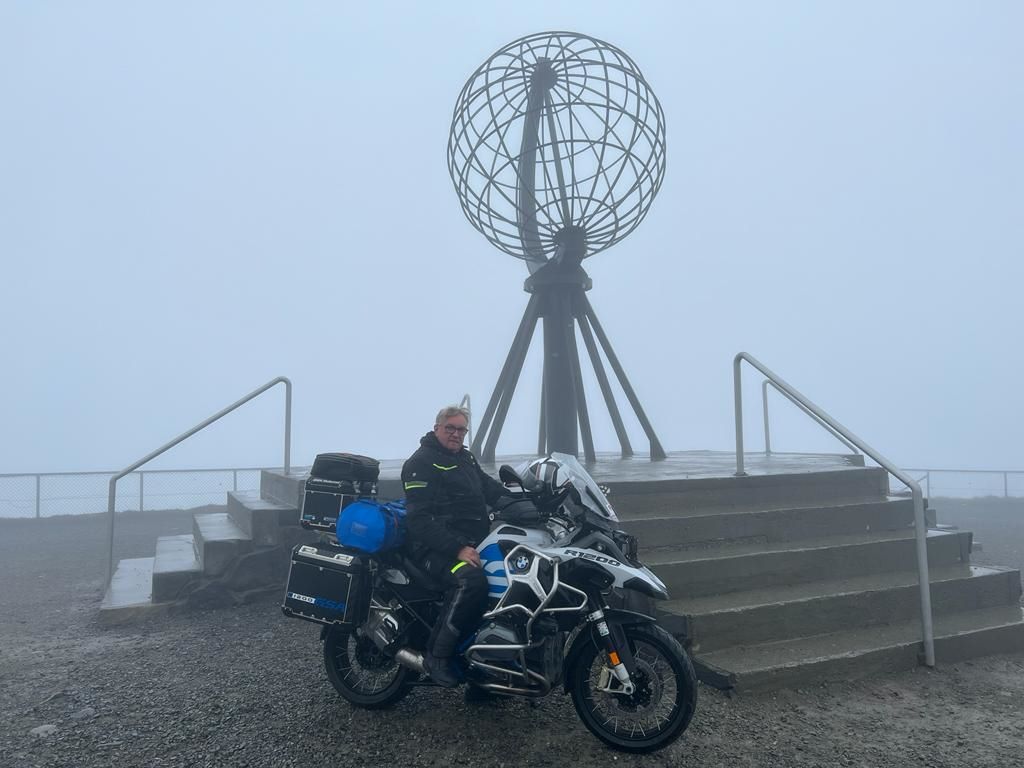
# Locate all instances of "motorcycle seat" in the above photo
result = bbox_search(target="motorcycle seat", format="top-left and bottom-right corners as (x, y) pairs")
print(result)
(387, 552), (447, 595)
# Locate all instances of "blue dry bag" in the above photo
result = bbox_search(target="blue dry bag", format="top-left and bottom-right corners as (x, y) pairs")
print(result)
(336, 498), (406, 553)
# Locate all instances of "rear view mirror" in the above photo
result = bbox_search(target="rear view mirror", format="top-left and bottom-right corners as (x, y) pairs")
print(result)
(499, 465), (522, 487)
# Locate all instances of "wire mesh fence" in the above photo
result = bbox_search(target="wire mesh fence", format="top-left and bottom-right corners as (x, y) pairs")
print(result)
(901, 469), (1024, 500)
(0, 468), (297, 519)
(1, 464), (1020, 520)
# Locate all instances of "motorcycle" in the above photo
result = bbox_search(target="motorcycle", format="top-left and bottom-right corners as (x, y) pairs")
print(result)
(309, 453), (696, 753)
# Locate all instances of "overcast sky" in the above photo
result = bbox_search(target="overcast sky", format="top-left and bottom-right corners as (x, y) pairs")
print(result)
(1, 1), (1021, 475)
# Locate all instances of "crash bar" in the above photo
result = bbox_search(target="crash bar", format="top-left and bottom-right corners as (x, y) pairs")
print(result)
(762, 378), (860, 456)
(733, 352), (934, 667)
(106, 376), (292, 585)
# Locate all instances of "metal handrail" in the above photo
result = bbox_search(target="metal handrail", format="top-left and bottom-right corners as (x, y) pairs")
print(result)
(0, 466), (293, 479)
(105, 376), (292, 585)
(733, 352), (935, 667)
(762, 378), (861, 456)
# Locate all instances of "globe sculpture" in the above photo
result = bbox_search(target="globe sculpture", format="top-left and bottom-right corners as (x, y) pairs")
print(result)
(448, 31), (667, 462)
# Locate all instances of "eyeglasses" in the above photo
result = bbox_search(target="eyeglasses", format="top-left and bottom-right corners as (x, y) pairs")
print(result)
(442, 425), (469, 436)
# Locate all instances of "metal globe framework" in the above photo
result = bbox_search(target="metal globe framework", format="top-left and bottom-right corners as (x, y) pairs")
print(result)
(448, 31), (667, 269)
(448, 32), (667, 462)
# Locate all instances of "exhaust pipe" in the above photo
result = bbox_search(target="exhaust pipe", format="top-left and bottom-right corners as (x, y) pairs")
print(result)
(394, 648), (425, 674)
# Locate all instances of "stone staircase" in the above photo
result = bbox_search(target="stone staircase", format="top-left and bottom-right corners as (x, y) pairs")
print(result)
(100, 458), (1024, 693)
(611, 466), (1024, 691)
(100, 480), (315, 623)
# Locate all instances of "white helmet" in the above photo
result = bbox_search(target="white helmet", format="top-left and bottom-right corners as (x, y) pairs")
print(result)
(527, 456), (568, 493)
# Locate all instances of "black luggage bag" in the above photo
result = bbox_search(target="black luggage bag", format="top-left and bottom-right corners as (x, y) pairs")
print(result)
(301, 452), (380, 532)
(310, 452), (380, 483)
(281, 543), (371, 626)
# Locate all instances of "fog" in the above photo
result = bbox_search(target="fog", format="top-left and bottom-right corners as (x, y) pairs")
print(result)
(1, 2), (1021, 476)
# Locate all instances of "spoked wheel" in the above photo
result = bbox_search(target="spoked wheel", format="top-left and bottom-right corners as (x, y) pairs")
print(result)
(323, 624), (413, 709)
(569, 624), (697, 753)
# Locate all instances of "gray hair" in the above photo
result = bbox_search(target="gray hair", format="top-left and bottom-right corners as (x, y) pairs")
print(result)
(435, 405), (470, 425)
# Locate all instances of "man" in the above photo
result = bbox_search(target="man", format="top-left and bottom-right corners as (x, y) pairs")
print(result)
(402, 405), (507, 688)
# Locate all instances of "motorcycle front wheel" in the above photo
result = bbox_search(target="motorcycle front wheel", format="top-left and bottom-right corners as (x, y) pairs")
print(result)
(569, 623), (697, 753)
(323, 624), (413, 709)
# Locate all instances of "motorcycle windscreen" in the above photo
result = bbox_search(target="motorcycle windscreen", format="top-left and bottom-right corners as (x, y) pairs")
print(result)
(548, 453), (618, 521)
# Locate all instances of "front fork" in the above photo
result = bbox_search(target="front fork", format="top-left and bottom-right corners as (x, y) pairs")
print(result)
(587, 608), (637, 696)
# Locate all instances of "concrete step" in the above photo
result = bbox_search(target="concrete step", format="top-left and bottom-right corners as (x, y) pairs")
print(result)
(610, 466), (891, 519)
(99, 557), (164, 625)
(152, 534), (202, 602)
(622, 497), (924, 551)
(260, 470), (307, 509)
(258, 465), (896, 525)
(193, 512), (252, 576)
(659, 564), (1022, 652)
(645, 529), (971, 599)
(227, 490), (299, 546)
(697, 604), (1024, 692)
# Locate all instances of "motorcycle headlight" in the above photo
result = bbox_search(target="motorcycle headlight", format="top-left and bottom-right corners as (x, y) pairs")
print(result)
(613, 531), (639, 564)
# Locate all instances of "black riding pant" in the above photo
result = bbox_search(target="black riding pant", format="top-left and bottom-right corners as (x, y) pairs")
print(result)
(421, 551), (489, 658)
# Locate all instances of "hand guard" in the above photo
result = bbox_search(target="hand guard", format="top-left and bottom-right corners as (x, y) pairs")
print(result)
(491, 495), (542, 524)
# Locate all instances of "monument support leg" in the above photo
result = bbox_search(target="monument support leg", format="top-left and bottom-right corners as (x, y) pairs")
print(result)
(566, 299), (596, 463)
(577, 311), (633, 458)
(583, 296), (667, 461)
(538, 364), (547, 455)
(542, 291), (579, 455)
(481, 299), (541, 463)
(472, 294), (541, 458)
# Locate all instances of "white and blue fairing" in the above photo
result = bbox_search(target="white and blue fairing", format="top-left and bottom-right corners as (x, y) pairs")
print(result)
(477, 519), (667, 600)
(476, 452), (666, 601)
(478, 525), (554, 599)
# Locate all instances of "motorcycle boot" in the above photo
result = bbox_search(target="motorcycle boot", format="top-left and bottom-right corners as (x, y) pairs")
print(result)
(423, 652), (460, 688)
(423, 559), (488, 688)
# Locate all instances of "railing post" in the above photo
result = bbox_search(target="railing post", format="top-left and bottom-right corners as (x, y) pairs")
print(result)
(460, 393), (473, 449)
(284, 379), (292, 475)
(926, 471), (931, 498)
(139, 471), (144, 513)
(761, 379), (772, 456)
(1005, 472), (1009, 498)
(733, 354), (746, 476)
(233, 469), (238, 492)
(107, 477), (117, 584)
(35, 475), (41, 519)
(911, 483), (936, 667)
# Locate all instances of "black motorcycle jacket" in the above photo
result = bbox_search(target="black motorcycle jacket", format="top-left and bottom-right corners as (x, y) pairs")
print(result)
(401, 432), (507, 560)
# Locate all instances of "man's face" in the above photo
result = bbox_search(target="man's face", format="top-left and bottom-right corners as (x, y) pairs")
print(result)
(434, 414), (469, 453)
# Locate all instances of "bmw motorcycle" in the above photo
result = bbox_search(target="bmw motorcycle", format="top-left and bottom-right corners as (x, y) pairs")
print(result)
(315, 453), (696, 753)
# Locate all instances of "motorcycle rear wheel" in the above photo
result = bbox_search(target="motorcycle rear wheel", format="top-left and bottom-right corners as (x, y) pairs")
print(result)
(569, 623), (697, 753)
(323, 624), (413, 709)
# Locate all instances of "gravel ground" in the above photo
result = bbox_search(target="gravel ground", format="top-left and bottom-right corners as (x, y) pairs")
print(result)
(2, 503), (1023, 767)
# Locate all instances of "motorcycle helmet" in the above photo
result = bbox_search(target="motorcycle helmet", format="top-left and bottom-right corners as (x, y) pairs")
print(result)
(527, 456), (569, 494)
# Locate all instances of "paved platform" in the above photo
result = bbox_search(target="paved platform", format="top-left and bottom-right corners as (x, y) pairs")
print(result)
(373, 450), (866, 482)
